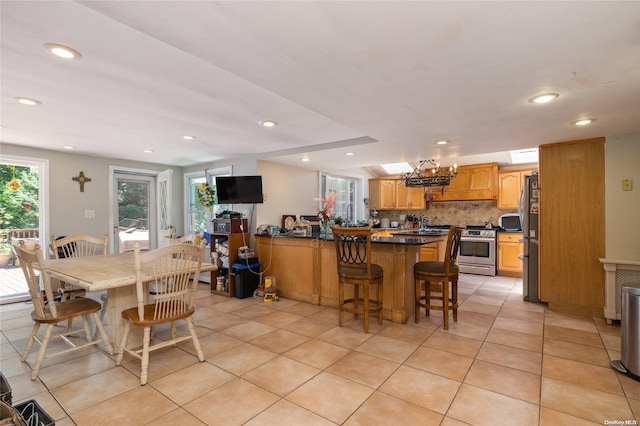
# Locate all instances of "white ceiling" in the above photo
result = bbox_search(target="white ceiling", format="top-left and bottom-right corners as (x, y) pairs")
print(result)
(2, 1), (639, 173)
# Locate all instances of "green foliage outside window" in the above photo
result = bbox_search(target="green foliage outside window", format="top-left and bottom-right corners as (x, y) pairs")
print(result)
(0, 165), (39, 229)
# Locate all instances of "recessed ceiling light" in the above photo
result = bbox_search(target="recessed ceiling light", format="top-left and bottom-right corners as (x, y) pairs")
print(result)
(143, 149), (153, 153)
(15, 97), (41, 106)
(436, 140), (448, 145)
(345, 152), (354, 156)
(259, 120), (278, 128)
(301, 157), (310, 162)
(528, 93), (559, 104)
(63, 146), (76, 150)
(571, 118), (596, 126)
(183, 135), (196, 140)
(44, 43), (82, 59)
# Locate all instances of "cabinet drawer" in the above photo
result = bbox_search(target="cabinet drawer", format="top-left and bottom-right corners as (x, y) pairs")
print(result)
(498, 232), (522, 242)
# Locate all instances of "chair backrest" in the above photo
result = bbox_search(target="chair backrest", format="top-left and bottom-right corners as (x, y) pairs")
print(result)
(133, 243), (205, 321)
(51, 233), (108, 259)
(330, 226), (374, 276)
(13, 241), (58, 318)
(170, 234), (195, 245)
(444, 226), (464, 274)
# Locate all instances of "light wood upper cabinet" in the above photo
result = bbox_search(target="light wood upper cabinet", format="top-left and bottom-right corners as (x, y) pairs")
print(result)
(369, 179), (424, 210)
(395, 181), (425, 210)
(431, 163), (498, 201)
(497, 168), (537, 209)
(369, 179), (396, 210)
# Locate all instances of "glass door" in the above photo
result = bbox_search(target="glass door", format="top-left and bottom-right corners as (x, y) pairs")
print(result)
(0, 156), (47, 304)
(113, 173), (155, 253)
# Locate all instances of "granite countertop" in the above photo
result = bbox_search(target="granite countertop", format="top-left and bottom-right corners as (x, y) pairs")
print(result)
(262, 233), (443, 245)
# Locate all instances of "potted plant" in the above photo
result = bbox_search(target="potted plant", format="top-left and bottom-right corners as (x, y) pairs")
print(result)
(0, 242), (14, 268)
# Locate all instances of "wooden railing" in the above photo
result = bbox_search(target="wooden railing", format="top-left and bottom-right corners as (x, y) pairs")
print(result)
(0, 228), (39, 243)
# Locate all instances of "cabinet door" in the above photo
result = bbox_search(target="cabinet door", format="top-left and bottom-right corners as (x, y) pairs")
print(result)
(431, 163), (497, 201)
(395, 181), (425, 210)
(497, 233), (523, 276)
(369, 179), (397, 210)
(497, 171), (521, 209)
(420, 246), (439, 261)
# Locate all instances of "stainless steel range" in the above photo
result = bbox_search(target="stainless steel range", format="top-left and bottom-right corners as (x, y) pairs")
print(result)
(458, 227), (497, 276)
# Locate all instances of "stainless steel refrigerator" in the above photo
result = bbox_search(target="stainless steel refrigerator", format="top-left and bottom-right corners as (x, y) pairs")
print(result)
(518, 173), (540, 303)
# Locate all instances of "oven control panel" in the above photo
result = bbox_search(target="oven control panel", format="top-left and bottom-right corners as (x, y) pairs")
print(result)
(462, 229), (496, 238)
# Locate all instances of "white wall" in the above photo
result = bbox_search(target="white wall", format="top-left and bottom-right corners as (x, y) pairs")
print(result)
(256, 160), (320, 229)
(605, 132), (640, 259)
(1, 143), (184, 247)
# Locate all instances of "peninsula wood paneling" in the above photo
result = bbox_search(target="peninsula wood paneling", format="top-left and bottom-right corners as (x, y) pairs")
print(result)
(539, 137), (605, 317)
(255, 235), (427, 323)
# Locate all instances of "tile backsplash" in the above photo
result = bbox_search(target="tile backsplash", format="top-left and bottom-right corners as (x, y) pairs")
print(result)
(376, 200), (515, 227)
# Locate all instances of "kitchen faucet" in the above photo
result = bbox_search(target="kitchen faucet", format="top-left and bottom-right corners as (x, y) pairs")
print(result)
(419, 215), (431, 232)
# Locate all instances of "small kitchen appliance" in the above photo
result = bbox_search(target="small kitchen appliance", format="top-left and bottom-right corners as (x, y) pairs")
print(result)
(499, 213), (522, 231)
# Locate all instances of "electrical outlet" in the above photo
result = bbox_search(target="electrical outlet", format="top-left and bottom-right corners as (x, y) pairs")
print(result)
(622, 179), (633, 191)
(84, 209), (95, 219)
(263, 192), (267, 201)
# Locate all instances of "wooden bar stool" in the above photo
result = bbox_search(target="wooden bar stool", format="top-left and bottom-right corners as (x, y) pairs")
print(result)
(414, 226), (463, 329)
(331, 226), (383, 333)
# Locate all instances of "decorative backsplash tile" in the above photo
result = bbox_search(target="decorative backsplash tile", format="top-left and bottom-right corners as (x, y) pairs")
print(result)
(376, 201), (515, 227)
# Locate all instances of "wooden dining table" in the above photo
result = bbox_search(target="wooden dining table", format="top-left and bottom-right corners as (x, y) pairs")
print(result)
(45, 251), (216, 348)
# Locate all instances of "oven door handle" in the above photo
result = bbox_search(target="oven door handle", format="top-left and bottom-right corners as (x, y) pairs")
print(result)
(461, 237), (495, 243)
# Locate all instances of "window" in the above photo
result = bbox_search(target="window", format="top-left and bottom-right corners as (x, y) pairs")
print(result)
(184, 167), (231, 234)
(320, 172), (360, 224)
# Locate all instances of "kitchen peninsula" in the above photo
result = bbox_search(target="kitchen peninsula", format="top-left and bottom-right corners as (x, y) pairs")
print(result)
(254, 232), (443, 323)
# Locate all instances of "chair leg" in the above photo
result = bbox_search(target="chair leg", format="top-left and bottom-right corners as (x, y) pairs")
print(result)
(92, 312), (114, 355)
(363, 284), (369, 334)
(338, 282), (345, 327)
(21, 323), (40, 362)
(187, 317), (205, 362)
(354, 286), (360, 320)
(442, 280), (450, 330)
(425, 281), (431, 317)
(414, 277), (421, 324)
(377, 281), (383, 326)
(140, 326), (152, 386)
(81, 316), (93, 341)
(452, 279), (458, 323)
(31, 324), (54, 380)
(115, 321), (131, 366)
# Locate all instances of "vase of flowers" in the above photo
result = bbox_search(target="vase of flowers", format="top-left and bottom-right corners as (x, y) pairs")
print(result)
(197, 183), (216, 212)
(316, 192), (338, 240)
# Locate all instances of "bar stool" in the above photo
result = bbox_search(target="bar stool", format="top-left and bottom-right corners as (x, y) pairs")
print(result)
(414, 226), (463, 329)
(331, 226), (383, 333)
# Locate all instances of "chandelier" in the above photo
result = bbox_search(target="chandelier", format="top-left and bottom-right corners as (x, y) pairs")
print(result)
(400, 159), (458, 187)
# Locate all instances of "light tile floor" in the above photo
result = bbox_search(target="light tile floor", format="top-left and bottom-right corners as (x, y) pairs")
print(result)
(1, 274), (639, 425)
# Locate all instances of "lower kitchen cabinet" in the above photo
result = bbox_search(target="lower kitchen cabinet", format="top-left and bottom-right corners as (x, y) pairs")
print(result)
(420, 239), (446, 261)
(497, 232), (523, 277)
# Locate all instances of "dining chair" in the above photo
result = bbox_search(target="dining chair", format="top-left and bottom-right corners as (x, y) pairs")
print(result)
(170, 234), (195, 245)
(51, 233), (109, 301)
(13, 241), (114, 380)
(414, 226), (463, 329)
(330, 225), (383, 333)
(116, 243), (206, 385)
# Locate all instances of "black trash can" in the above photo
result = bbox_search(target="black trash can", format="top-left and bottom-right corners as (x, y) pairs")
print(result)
(232, 261), (260, 299)
(611, 282), (640, 381)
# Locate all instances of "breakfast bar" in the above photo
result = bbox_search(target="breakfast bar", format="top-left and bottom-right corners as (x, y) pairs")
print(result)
(254, 233), (443, 323)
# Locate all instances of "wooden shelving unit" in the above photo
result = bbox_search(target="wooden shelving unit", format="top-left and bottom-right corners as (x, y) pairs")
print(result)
(210, 218), (249, 297)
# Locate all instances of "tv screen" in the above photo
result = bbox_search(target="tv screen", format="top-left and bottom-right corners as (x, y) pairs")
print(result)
(215, 176), (264, 204)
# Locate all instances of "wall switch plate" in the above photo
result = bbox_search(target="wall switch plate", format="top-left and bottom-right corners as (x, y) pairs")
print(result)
(622, 179), (633, 191)
(84, 209), (95, 219)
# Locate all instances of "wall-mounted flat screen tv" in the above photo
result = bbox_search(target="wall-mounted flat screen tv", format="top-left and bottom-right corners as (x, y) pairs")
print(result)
(215, 176), (264, 204)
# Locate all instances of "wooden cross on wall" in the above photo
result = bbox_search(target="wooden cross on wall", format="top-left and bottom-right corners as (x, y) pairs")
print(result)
(72, 171), (91, 192)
